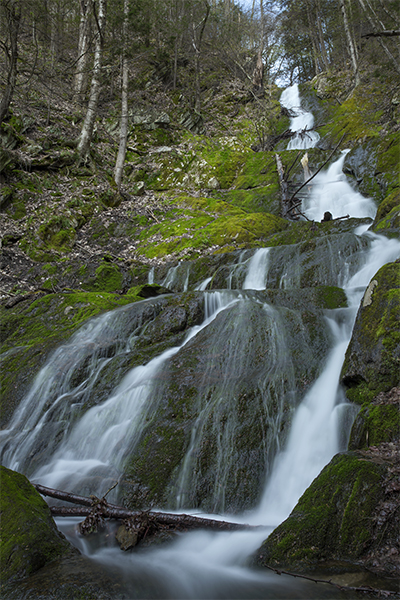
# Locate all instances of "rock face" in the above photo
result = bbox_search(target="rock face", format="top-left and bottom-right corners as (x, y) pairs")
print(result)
(341, 261), (400, 400)
(341, 260), (400, 449)
(253, 449), (400, 578)
(0, 466), (74, 583)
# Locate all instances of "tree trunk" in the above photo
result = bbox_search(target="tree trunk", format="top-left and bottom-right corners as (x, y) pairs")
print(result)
(74, 0), (91, 104)
(0, 0), (21, 125)
(316, 0), (330, 70)
(114, 0), (129, 190)
(192, 0), (210, 113)
(339, 0), (360, 86)
(77, 0), (106, 160)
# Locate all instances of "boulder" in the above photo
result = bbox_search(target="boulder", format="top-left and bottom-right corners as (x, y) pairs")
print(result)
(253, 450), (400, 579)
(0, 466), (74, 584)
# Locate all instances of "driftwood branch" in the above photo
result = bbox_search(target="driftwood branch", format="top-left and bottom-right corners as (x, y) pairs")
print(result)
(263, 565), (398, 597)
(275, 153), (289, 218)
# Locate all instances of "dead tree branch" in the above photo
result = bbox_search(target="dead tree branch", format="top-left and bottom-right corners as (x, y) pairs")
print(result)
(287, 134), (346, 206)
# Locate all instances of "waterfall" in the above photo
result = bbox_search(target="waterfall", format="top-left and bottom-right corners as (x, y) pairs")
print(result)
(280, 83), (320, 149)
(302, 150), (377, 221)
(2, 84), (400, 598)
(243, 248), (270, 290)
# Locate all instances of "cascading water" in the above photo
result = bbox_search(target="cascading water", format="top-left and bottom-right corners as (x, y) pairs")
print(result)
(280, 83), (320, 149)
(302, 149), (377, 221)
(2, 86), (400, 598)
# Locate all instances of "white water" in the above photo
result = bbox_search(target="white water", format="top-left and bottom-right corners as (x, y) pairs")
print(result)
(280, 84), (320, 149)
(302, 150), (377, 221)
(243, 248), (270, 290)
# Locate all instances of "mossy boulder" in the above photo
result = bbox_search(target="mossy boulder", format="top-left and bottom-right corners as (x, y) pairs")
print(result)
(0, 466), (74, 584)
(341, 261), (400, 406)
(253, 451), (400, 578)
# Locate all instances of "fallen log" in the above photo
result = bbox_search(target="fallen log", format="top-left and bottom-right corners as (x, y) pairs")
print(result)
(49, 505), (264, 532)
(34, 483), (265, 533)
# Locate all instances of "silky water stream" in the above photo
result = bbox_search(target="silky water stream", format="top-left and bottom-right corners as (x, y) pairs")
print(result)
(2, 91), (400, 599)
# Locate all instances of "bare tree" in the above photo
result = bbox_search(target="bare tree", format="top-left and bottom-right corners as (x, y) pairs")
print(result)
(357, 0), (400, 76)
(77, 0), (106, 160)
(74, 0), (91, 104)
(114, 0), (129, 190)
(0, 0), (21, 125)
(191, 0), (210, 112)
(338, 0), (360, 85)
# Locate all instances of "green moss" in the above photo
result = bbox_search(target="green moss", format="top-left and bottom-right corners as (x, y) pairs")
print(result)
(135, 194), (288, 260)
(351, 404), (400, 449)
(255, 453), (386, 571)
(216, 185), (280, 216)
(376, 134), (400, 194)
(320, 86), (384, 145)
(316, 286), (348, 309)
(0, 466), (73, 583)
(86, 262), (124, 292)
(234, 151), (279, 191)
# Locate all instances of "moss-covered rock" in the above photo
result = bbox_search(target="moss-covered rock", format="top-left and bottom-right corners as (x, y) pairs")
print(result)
(0, 466), (74, 584)
(253, 451), (400, 578)
(373, 188), (400, 237)
(341, 261), (400, 407)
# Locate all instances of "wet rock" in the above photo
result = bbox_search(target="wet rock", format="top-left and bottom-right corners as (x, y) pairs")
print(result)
(116, 524), (138, 550)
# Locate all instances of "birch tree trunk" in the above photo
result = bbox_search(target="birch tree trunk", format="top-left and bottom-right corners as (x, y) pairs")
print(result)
(74, 0), (91, 104)
(77, 0), (106, 160)
(114, 0), (129, 190)
(0, 0), (21, 125)
(339, 0), (360, 86)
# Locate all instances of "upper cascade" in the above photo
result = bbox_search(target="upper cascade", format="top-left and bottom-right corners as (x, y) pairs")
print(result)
(280, 83), (320, 150)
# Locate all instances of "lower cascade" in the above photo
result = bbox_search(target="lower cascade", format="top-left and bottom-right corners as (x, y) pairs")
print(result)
(1, 86), (399, 598)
